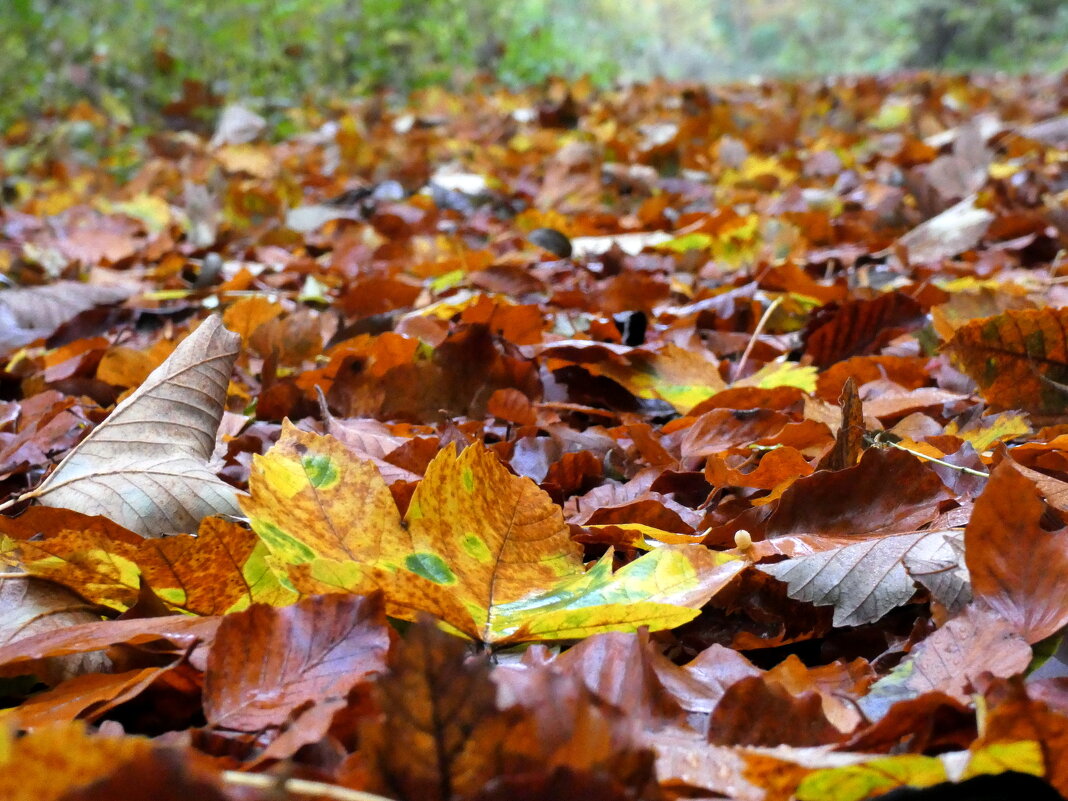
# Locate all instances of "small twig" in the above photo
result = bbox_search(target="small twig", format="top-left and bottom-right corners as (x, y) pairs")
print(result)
(221, 771), (396, 801)
(732, 295), (784, 383)
(883, 440), (990, 478)
(0, 572), (31, 579)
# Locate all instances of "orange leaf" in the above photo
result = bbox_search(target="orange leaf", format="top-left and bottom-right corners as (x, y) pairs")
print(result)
(965, 462), (1068, 642)
(946, 307), (1068, 413)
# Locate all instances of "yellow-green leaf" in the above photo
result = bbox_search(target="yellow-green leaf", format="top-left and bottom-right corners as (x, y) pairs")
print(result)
(244, 426), (738, 643)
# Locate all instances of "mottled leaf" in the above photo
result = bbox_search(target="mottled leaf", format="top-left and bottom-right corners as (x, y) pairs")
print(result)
(946, 307), (1068, 414)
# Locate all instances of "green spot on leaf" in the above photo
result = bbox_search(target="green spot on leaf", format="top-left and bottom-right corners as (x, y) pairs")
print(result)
(253, 521), (318, 564)
(462, 533), (492, 562)
(405, 552), (457, 585)
(301, 452), (339, 489)
(461, 467), (475, 492)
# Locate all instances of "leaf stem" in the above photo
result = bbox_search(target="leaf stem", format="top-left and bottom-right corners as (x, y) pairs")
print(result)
(883, 440), (990, 478)
(220, 771), (397, 801)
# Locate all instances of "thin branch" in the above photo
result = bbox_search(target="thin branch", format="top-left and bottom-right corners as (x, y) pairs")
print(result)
(221, 771), (397, 801)
(732, 295), (784, 383)
(884, 440), (990, 478)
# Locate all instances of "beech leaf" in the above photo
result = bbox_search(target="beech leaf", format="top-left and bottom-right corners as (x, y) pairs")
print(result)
(759, 530), (962, 627)
(945, 307), (1068, 414)
(203, 593), (389, 732)
(16, 316), (243, 537)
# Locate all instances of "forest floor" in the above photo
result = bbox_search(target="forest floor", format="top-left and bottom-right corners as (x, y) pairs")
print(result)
(1, 72), (1068, 800)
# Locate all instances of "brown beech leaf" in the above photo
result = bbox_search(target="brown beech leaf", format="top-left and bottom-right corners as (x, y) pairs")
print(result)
(507, 630), (760, 729)
(816, 375), (864, 471)
(16, 316), (242, 536)
(203, 593), (389, 732)
(0, 614), (219, 681)
(965, 461), (1068, 643)
(708, 674), (844, 747)
(720, 447), (952, 542)
(945, 307), (1068, 414)
(803, 292), (925, 368)
(360, 618), (522, 801)
(11, 664), (178, 729)
(859, 605), (1031, 719)
(759, 530), (959, 627)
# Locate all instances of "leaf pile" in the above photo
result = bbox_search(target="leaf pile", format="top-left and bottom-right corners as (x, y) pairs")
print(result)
(1, 72), (1068, 800)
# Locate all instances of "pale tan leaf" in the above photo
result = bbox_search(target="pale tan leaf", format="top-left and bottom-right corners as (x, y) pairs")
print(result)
(759, 530), (960, 627)
(859, 605), (1030, 719)
(0, 571), (109, 685)
(23, 316), (243, 537)
(0, 281), (132, 354)
(902, 529), (972, 614)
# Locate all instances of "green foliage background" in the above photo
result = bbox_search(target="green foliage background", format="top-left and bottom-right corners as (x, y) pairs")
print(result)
(2, 0), (1067, 128)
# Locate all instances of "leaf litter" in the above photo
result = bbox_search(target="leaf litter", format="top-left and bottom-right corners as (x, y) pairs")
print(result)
(0, 72), (1067, 799)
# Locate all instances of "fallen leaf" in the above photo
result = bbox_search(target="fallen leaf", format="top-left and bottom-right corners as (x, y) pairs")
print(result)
(247, 424), (735, 643)
(0, 572), (108, 685)
(759, 530), (958, 627)
(203, 592), (389, 732)
(965, 461), (1068, 642)
(18, 316), (243, 536)
(0, 722), (155, 801)
(945, 307), (1068, 414)
(16, 516), (294, 614)
(896, 194), (994, 263)
(859, 604), (1030, 718)
(0, 281), (133, 354)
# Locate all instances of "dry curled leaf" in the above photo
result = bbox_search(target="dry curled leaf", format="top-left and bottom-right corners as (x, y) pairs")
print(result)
(18, 316), (243, 536)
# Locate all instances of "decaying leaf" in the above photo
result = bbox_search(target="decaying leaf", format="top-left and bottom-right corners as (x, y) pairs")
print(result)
(965, 461), (1068, 642)
(0, 570), (109, 686)
(860, 604), (1030, 718)
(0, 281), (134, 355)
(16, 316), (243, 536)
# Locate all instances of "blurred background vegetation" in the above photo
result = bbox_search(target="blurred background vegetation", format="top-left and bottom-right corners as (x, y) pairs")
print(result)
(2, 0), (1067, 129)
